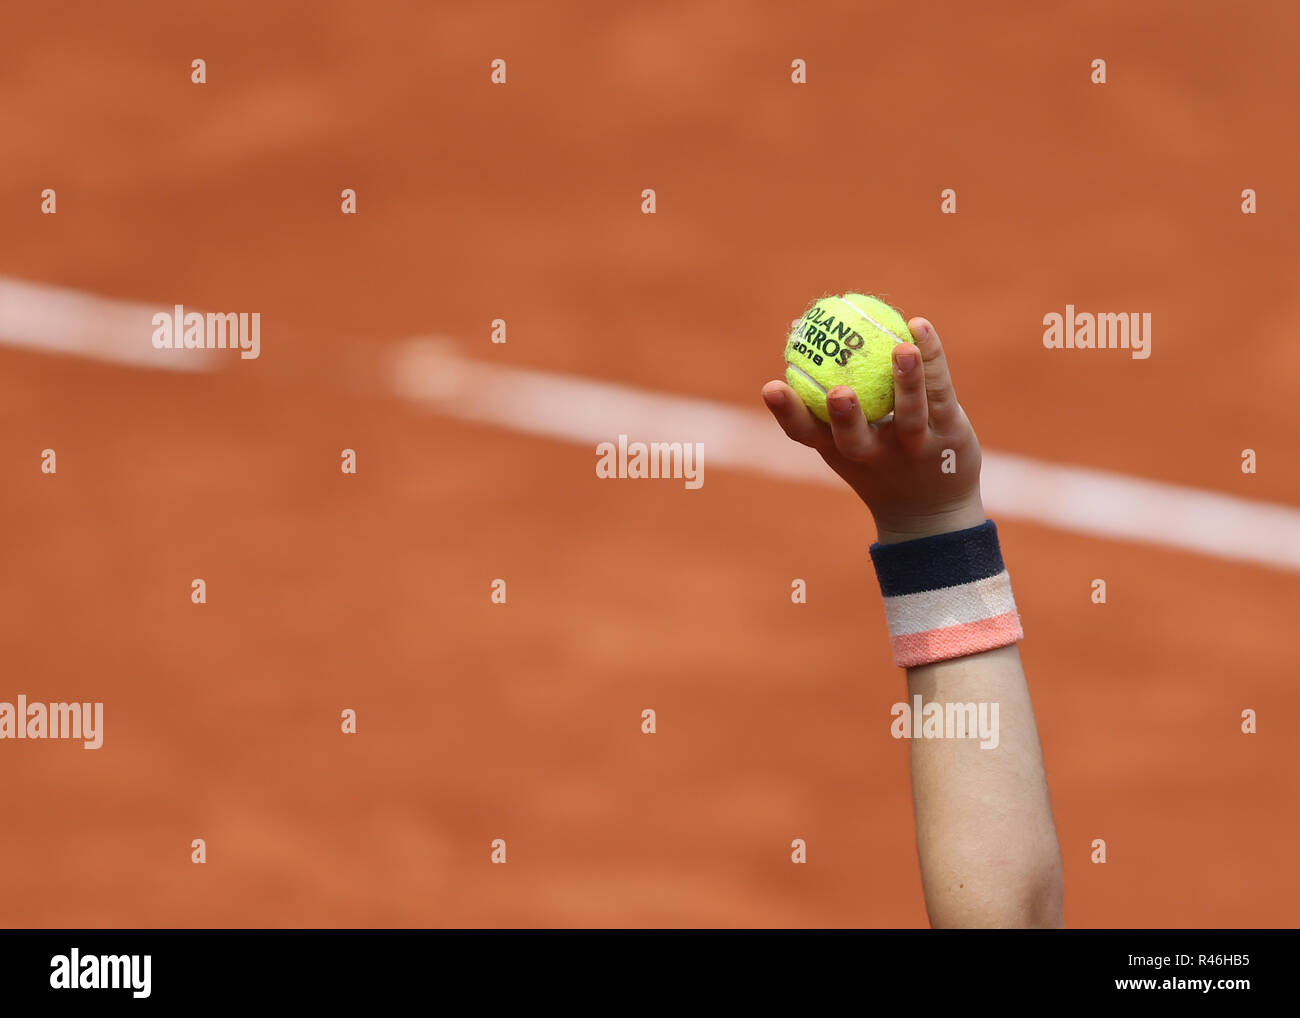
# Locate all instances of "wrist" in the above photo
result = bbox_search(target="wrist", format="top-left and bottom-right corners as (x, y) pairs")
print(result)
(868, 517), (1024, 669)
(873, 494), (987, 545)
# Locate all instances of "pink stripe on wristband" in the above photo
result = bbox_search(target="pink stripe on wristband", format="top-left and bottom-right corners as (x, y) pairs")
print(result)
(890, 610), (1024, 668)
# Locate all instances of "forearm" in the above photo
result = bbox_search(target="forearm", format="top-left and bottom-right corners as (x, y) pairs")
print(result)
(906, 645), (1063, 928)
(872, 516), (1064, 927)
(762, 312), (1064, 927)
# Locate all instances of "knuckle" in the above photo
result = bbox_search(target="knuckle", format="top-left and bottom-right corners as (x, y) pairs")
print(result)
(794, 428), (825, 449)
(926, 382), (954, 405)
(834, 434), (872, 461)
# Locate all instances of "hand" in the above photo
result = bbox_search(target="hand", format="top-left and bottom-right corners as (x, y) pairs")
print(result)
(761, 317), (986, 544)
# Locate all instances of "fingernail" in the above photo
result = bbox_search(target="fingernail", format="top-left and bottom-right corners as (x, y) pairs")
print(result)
(763, 387), (785, 409)
(829, 393), (857, 416)
(895, 348), (918, 375)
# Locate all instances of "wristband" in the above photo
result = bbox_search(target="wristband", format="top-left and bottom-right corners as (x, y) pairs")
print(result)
(869, 520), (1023, 668)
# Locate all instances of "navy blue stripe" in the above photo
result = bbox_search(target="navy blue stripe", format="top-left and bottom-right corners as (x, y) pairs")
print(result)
(870, 520), (1005, 597)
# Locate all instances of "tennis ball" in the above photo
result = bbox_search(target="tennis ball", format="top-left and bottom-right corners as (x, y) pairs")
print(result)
(784, 293), (915, 422)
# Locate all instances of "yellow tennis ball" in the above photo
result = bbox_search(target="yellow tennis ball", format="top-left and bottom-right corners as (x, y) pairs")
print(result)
(784, 293), (915, 422)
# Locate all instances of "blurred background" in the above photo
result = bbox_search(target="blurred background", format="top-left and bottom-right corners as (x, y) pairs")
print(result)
(1, 0), (1297, 926)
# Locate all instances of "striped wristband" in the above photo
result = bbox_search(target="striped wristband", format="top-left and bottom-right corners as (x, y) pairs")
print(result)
(869, 520), (1023, 668)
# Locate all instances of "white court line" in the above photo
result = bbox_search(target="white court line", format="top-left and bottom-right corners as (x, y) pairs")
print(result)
(392, 338), (1300, 573)
(0, 276), (215, 371)
(2, 275), (1296, 573)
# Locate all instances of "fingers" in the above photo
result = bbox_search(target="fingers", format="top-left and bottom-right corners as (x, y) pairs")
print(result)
(763, 380), (880, 460)
(890, 342), (928, 444)
(825, 386), (880, 461)
(908, 317), (960, 429)
(761, 380), (834, 454)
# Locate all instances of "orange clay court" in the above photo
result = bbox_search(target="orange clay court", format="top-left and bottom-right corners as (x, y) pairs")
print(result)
(0, 0), (1297, 927)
